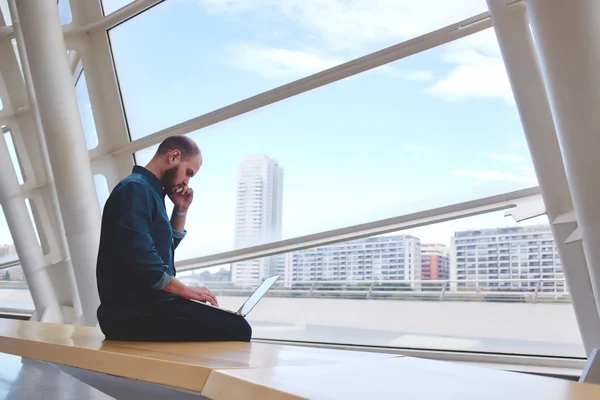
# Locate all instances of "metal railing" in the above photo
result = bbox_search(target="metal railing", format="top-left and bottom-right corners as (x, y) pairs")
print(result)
(179, 277), (571, 304)
(0, 259), (20, 271)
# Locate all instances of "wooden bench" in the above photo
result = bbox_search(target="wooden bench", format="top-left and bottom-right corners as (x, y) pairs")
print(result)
(0, 319), (399, 392)
(1, 318), (600, 399)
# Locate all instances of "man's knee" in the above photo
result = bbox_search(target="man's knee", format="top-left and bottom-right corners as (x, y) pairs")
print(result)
(239, 318), (252, 342)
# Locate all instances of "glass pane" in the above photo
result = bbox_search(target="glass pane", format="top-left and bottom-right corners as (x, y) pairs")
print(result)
(0, 207), (16, 264)
(109, 0), (487, 140)
(3, 129), (24, 185)
(94, 174), (110, 211)
(136, 28), (536, 260)
(10, 38), (24, 79)
(181, 211), (583, 358)
(0, 265), (33, 311)
(58, 0), (73, 25)
(0, 0), (11, 26)
(75, 71), (99, 149)
(102, 0), (134, 16)
(0, 207), (33, 311)
(24, 199), (41, 247)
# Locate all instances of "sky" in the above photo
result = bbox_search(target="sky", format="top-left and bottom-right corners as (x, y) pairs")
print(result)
(0, 0), (550, 262)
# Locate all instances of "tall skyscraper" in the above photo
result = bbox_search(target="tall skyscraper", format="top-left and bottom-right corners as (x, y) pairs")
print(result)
(232, 155), (284, 285)
(450, 225), (564, 292)
(421, 243), (450, 281)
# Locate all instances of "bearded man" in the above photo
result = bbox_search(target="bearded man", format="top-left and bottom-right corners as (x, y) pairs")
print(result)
(96, 136), (251, 342)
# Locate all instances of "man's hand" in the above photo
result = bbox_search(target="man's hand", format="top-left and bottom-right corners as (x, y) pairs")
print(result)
(163, 277), (219, 306)
(169, 185), (194, 212)
(184, 286), (219, 306)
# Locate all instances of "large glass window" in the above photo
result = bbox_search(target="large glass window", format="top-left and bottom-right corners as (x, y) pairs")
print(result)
(136, 28), (536, 260)
(58, 0), (72, 25)
(101, 0), (134, 16)
(3, 128), (25, 185)
(179, 211), (582, 358)
(94, 174), (110, 210)
(0, 0), (11, 26)
(110, 0), (488, 139)
(0, 207), (33, 312)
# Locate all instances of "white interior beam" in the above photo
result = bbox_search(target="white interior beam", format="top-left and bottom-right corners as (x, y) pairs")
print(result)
(526, 0), (600, 329)
(554, 210), (577, 225)
(15, 0), (101, 326)
(10, 0), (84, 320)
(0, 132), (62, 322)
(487, 0), (600, 354)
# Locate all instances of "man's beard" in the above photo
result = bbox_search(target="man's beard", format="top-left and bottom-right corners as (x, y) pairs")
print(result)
(162, 165), (180, 194)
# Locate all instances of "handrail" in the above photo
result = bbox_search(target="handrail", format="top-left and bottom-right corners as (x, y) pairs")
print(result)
(178, 277), (570, 304)
(181, 277), (567, 286)
(175, 187), (541, 272)
(0, 259), (20, 271)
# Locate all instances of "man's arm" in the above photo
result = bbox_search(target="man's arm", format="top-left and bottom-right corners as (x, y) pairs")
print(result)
(113, 182), (173, 291)
(169, 185), (193, 249)
(113, 182), (218, 305)
(170, 211), (187, 250)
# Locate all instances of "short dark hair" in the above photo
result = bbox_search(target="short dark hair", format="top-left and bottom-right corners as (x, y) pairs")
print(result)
(156, 136), (200, 160)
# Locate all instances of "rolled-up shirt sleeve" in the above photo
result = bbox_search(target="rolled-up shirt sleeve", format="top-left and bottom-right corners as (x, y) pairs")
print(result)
(112, 182), (172, 290)
(172, 228), (187, 250)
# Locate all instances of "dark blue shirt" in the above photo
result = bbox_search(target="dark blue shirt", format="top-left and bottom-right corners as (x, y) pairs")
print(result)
(96, 166), (186, 322)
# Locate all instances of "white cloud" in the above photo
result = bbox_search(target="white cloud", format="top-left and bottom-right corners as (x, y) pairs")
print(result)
(198, 0), (486, 52)
(488, 153), (523, 163)
(425, 29), (514, 104)
(426, 49), (513, 105)
(225, 43), (341, 79)
(199, 0), (514, 104)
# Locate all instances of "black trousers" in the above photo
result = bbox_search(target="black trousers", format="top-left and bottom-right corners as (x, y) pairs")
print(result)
(100, 298), (252, 342)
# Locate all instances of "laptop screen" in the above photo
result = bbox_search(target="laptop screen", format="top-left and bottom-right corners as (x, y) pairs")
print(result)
(238, 275), (279, 316)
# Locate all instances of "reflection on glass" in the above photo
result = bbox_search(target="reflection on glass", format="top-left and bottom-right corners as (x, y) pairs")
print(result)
(109, 0), (487, 139)
(135, 28), (535, 260)
(75, 71), (99, 150)
(181, 211), (582, 358)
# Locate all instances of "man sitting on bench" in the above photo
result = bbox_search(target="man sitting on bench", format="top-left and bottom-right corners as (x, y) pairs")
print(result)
(96, 136), (251, 342)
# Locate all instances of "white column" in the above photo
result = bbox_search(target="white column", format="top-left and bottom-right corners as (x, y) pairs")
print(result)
(15, 0), (101, 326)
(486, 0), (600, 354)
(525, 0), (600, 317)
(0, 134), (62, 322)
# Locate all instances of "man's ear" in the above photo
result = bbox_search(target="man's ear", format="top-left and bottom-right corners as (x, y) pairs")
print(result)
(170, 150), (181, 163)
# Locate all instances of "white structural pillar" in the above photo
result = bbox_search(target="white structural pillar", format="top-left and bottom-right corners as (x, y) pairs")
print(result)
(15, 0), (102, 326)
(525, 0), (600, 318)
(487, 0), (600, 354)
(0, 134), (62, 322)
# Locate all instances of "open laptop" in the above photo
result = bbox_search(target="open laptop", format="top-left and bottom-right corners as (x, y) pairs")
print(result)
(190, 275), (280, 317)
